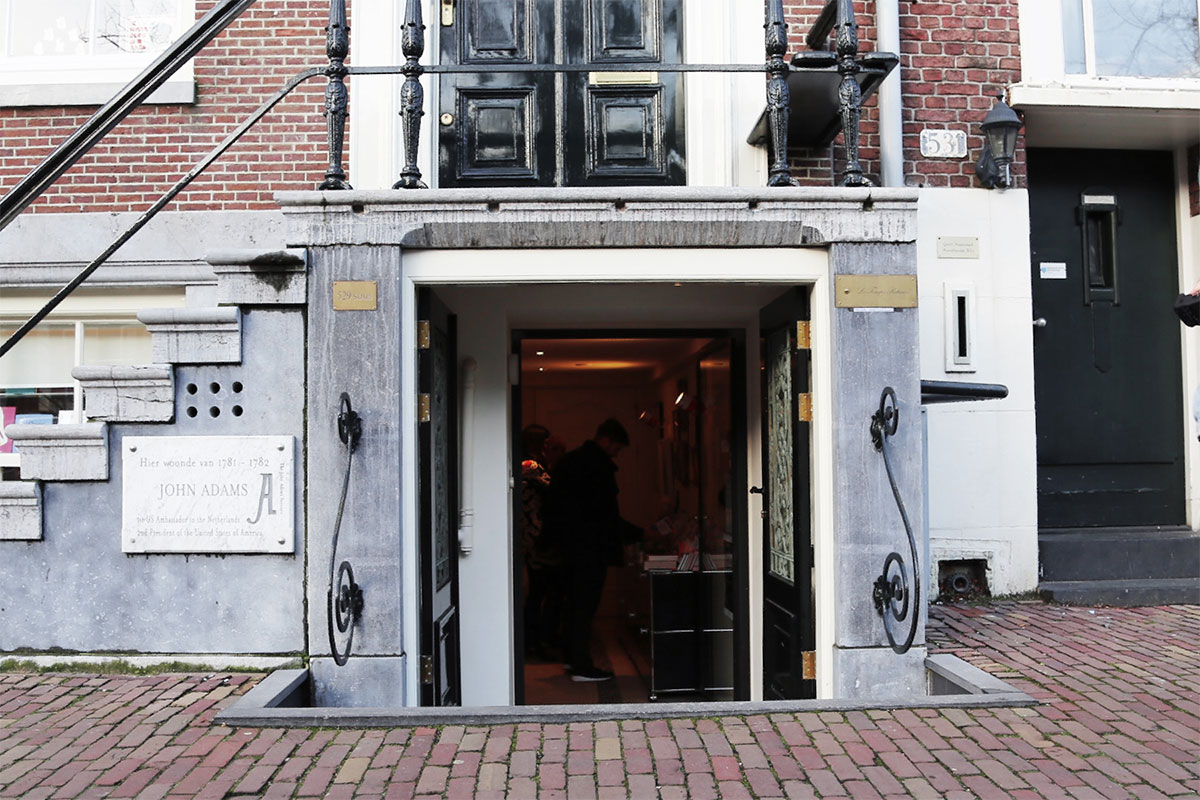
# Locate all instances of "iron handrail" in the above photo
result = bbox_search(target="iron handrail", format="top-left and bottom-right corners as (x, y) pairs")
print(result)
(0, 0), (260, 235)
(0, 67), (324, 361)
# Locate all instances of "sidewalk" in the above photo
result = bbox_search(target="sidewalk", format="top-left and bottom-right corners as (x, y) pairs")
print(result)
(1, 601), (1197, 799)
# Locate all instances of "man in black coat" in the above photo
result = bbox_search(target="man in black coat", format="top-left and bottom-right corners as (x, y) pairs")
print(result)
(540, 418), (640, 682)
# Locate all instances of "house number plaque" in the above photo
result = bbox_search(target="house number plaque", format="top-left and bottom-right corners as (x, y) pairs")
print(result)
(332, 280), (377, 311)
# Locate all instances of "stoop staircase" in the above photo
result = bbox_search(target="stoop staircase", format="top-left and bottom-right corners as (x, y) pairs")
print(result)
(1038, 527), (1200, 607)
(0, 249), (305, 537)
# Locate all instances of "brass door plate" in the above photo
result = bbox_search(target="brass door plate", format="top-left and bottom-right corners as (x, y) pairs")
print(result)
(332, 280), (378, 311)
(834, 275), (918, 308)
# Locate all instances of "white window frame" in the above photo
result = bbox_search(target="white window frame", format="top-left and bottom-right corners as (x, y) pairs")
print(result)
(1020, 0), (1200, 88)
(0, 0), (196, 107)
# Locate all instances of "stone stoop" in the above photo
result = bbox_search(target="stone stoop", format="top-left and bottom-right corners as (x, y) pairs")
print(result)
(0, 249), (305, 526)
(1038, 526), (1200, 606)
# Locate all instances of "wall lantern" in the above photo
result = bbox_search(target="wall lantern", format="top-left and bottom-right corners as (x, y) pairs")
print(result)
(974, 91), (1023, 189)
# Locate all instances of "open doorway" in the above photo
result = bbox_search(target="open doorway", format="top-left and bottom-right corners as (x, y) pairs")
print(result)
(513, 332), (747, 705)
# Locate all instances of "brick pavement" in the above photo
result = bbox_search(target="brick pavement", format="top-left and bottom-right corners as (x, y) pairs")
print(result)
(1, 601), (1196, 799)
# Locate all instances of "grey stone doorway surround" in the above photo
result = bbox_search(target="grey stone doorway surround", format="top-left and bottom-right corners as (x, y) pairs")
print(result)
(279, 186), (922, 706)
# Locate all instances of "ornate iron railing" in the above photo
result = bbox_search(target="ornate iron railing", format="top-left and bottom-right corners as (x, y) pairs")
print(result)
(0, 0), (895, 361)
(323, 0), (894, 192)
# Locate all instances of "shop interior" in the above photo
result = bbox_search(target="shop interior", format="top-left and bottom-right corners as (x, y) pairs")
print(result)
(516, 334), (742, 705)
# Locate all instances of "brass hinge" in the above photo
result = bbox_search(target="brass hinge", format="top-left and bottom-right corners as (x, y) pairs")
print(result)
(419, 393), (430, 423)
(797, 392), (812, 422)
(802, 651), (816, 680)
(420, 654), (434, 685)
(795, 321), (811, 350)
(441, 0), (454, 25)
(417, 320), (430, 349)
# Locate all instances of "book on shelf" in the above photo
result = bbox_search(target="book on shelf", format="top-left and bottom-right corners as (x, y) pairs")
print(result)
(702, 553), (733, 570)
(676, 552), (699, 572)
(643, 554), (678, 571)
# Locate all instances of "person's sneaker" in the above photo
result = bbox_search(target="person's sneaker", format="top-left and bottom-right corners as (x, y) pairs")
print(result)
(568, 664), (614, 682)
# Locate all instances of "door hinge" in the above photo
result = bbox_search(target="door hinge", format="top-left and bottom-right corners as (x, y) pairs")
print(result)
(795, 321), (811, 350)
(420, 654), (434, 685)
(419, 393), (431, 423)
(802, 651), (816, 680)
(441, 0), (454, 26)
(797, 393), (812, 422)
(417, 320), (430, 349)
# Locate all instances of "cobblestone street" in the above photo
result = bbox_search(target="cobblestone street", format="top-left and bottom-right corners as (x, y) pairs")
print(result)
(1, 601), (1197, 799)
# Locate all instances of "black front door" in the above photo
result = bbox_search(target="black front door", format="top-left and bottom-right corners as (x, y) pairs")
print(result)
(439, 0), (684, 187)
(1029, 149), (1185, 528)
(759, 288), (815, 700)
(417, 287), (462, 706)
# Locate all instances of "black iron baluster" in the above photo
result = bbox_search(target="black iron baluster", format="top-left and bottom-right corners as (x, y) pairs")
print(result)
(834, 0), (867, 187)
(393, 0), (428, 189)
(319, 0), (352, 190)
(764, 0), (793, 187)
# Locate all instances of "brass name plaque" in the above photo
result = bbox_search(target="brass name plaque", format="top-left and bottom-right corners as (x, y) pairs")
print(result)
(332, 280), (377, 311)
(589, 70), (659, 85)
(834, 275), (918, 308)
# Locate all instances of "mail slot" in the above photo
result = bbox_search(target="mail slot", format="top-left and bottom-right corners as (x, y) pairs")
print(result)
(589, 71), (660, 85)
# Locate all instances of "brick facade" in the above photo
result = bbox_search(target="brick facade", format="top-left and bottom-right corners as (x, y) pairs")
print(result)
(784, 0), (1023, 188)
(0, 0), (1039, 206)
(0, 0), (333, 215)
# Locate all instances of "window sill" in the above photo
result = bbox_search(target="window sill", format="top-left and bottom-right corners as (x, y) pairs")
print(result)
(0, 77), (195, 108)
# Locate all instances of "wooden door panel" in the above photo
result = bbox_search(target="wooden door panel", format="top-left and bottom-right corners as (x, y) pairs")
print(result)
(418, 288), (461, 706)
(461, 0), (536, 61)
(1029, 149), (1184, 528)
(759, 288), (815, 700)
(452, 88), (545, 182)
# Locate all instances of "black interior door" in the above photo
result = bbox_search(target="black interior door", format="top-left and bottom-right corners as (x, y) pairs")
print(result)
(439, 0), (684, 186)
(418, 287), (462, 706)
(1029, 149), (1185, 528)
(759, 288), (815, 700)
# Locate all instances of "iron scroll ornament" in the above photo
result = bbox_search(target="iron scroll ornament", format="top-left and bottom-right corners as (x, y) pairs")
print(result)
(869, 387), (920, 655)
(328, 392), (365, 667)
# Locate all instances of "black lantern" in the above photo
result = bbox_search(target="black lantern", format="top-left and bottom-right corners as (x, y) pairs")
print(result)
(975, 91), (1023, 189)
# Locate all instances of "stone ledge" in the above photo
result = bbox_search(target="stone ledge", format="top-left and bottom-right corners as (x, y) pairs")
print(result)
(3, 423), (108, 481)
(73, 365), (174, 423)
(276, 187), (919, 249)
(0, 482), (42, 540)
(208, 249), (307, 306)
(138, 307), (241, 365)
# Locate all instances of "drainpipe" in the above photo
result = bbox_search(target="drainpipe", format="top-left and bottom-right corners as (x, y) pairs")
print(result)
(877, 0), (904, 187)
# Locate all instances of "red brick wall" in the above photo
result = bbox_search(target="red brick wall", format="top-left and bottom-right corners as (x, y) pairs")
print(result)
(783, 0), (1023, 188)
(0, 0), (334, 214)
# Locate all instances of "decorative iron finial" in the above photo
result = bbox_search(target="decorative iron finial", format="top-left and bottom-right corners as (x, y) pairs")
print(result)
(764, 0), (794, 187)
(834, 0), (868, 187)
(394, 0), (428, 189)
(319, 0), (352, 190)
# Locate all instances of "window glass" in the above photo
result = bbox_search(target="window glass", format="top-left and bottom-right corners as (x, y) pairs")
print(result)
(0, 325), (75, 387)
(1, 0), (182, 59)
(83, 323), (152, 366)
(1092, 0), (1200, 78)
(1061, 0), (1088, 74)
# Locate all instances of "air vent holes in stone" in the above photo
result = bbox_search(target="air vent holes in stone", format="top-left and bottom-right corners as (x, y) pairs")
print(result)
(183, 375), (246, 422)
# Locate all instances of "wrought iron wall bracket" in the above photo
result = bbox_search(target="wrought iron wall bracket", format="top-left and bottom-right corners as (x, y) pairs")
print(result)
(869, 387), (920, 655)
(327, 392), (365, 666)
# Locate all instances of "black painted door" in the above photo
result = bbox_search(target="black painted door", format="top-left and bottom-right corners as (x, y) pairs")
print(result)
(418, 287), (462, 706)
(439, 0), (684, 186)
(1029, 149), (1185, 528)
(759, 288), (816, 700)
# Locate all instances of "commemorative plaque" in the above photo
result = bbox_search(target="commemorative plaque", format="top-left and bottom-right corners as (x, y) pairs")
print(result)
(122, 436), (295, 554)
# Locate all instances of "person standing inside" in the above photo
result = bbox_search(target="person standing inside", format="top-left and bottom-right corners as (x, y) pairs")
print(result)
(542, 418), (640, 682)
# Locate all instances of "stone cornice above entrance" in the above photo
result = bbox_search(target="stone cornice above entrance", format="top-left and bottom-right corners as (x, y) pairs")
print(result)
(276, 188), (918, 249)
